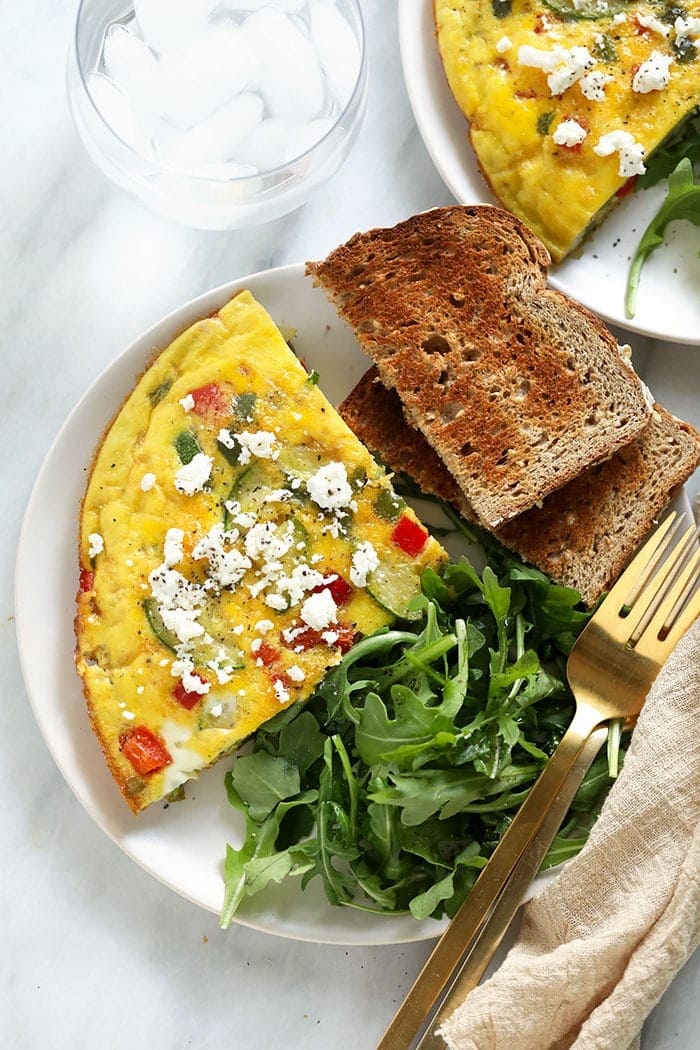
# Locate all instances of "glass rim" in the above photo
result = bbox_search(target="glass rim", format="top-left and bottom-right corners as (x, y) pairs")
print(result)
(72, 0), (367, 184)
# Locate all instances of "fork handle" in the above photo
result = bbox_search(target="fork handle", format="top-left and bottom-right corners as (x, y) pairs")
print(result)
(377, 707), (602, 1050)
(416, 727), (609, 1049)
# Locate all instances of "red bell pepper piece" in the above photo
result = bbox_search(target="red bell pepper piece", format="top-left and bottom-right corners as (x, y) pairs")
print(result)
(172, 677), (208, 710)
(616, 176), (638, 199)
(283, 623), (356, 654)
(391, 515), (428, 557)
(311, 574), (353, 607)
(79, 569), (95, 592)
(189, 383), (228, 417)
(257, 642), (280, 667)
(120, 726), (172, 776)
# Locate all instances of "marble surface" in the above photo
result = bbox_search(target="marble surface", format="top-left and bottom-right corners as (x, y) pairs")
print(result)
(1, 2), (698, 1048)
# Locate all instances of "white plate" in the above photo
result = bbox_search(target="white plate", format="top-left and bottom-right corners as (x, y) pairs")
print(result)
(398, 0), (700, 346)
(15, 262), (570, 945)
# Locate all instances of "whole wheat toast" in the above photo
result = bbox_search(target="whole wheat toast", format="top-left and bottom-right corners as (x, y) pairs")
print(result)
(340, 368), (700, 607)
(308, 206), (652, 528)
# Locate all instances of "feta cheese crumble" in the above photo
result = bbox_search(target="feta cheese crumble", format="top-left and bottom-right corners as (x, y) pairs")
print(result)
(632, 51), (672, 94)
(552, 118), (588, 147)
(171, 654), (211, 695)
(518, 44), (596, 96)
(287, 665), (306, 683)
(163, 527), (185, 567)
(236, 430), (278, 465)
(636, 13), (670, 37)
(179, 393), (195, 412)
(300, 589), (338, 631)
(174, 452), (213, 496)
(675, 16), (700, 47)
(255, 619), (274, 634)
(307, 462), (354, 511)
(140, 472), (156, 492)
(593, 130), (646, 177)
(88, 533), (104, 558)
(349, 541), (379, 588)
(273, 680), (290, 704)
(218, 428), (236, 450)
(192, 524), (251, 589)
(496, 35), (512, 54)
(579, 71), (614, 101)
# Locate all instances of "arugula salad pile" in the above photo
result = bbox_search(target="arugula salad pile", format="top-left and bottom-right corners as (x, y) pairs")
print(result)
(221, 526), (626, 928)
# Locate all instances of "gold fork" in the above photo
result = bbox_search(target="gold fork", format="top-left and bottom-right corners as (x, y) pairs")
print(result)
(378, 511), (700, 1049)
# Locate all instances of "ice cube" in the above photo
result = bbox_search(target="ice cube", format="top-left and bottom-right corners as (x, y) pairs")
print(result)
(87, 72), (154, 158)
(285, 117), (335, 162)
(223, 0), (307, 12)
(241, 9), (325, 123)
(236, 114), (335, 170)
(158, 22), (256, 128)
(309, 0), (361, 108)
(235, 118), (293, 170)
(159, 93), (264, 168)
(102, 23), (161, 124)
(134, 0), (223, 54)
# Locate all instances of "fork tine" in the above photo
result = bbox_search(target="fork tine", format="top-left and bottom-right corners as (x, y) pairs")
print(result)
(636, 548), (700, 653)
(619, 513), (686, 611)
(664, 586), (700, 651)
(602, 512), (680, 613)
(623, 523), (699, 640)
(660, 559), (700, 643)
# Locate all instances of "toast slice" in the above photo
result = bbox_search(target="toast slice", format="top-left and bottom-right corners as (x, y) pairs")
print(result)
(340, 367), (700, 607)
(308, 206), (652, 528)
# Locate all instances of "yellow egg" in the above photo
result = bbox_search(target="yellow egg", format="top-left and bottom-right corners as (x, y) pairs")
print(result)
(435, 0), (699, 260)
(75, 291), (446, 812)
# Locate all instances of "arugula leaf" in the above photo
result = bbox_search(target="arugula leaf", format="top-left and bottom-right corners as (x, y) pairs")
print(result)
(277, 712), (326, 775)
(637, 112), (699, 190)
(409, 844), (487, 920)
(626, 158), (700, 318)
(229, 752), (300, 822)
(370, 763), (540, 825)
(356, 687), (452, 766)
(220, 782), (317, 928)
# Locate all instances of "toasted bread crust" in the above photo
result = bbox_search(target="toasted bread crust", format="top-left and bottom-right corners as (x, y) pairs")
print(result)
(339, 369), (700, 607)
(308, 206), (652, 528)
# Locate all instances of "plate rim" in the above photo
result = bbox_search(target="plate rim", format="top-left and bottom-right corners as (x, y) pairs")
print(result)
(397, 0), (700, 346)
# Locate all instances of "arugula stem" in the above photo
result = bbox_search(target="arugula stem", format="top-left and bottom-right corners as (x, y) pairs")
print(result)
(378, 634), (457, 689)
(332, 734), (358, 835)
(507, 613), (526, 701)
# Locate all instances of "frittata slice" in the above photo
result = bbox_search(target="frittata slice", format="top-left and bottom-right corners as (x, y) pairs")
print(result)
(76, 291), (446, 812)
(435, 0), (699, 261)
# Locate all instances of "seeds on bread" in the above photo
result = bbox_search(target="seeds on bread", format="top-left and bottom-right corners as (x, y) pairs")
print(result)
(308, 206), (652, 528)
(339, 367), (700, 607)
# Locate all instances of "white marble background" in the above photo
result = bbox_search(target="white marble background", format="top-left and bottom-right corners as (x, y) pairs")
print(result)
(1, 2), (698, 1048)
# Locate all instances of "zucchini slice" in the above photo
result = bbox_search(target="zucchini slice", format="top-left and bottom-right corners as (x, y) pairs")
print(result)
(366, 559), (424, 621)
(143, 597), (179, 652)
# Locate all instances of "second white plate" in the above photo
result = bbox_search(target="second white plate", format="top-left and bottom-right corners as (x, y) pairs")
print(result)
(398, 0), (700, 345)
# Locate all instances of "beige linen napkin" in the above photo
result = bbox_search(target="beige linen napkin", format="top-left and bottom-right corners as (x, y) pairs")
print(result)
(439, 619), (700, 1050)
